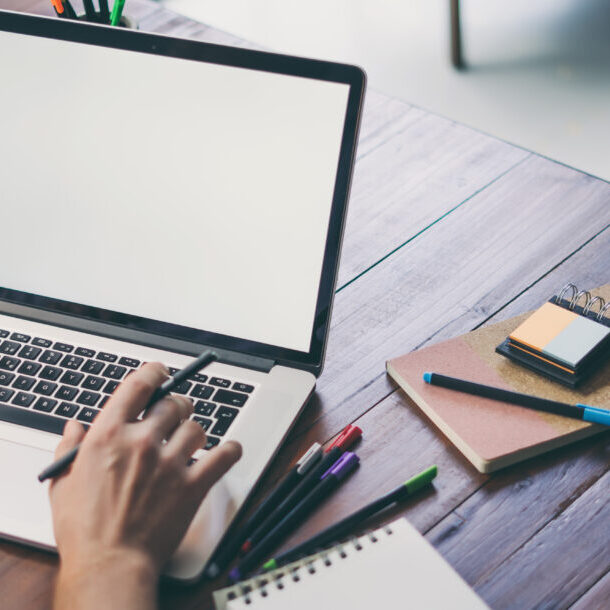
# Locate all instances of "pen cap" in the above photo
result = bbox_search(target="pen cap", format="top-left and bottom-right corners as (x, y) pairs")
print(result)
(322, 451), (359, 481)
(326, 425), (362, 453)
(296, 442), (323, 475)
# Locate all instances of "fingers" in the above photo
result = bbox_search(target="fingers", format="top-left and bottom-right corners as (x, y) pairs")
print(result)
(142, 395), (193, 441)
(103, 362), (169, 423)
(54, 419), (86, 461)
(187, 441), (242, 499)
(164, 419), (206, 462)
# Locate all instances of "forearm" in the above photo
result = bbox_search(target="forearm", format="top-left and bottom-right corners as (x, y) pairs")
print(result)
(54, 551), (158, 610)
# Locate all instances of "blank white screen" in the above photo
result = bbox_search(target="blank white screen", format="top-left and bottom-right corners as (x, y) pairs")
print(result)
(0, 30), (350, 352)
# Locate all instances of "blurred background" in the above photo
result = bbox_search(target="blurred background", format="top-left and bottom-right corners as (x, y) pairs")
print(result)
(163, 0), (610, 181)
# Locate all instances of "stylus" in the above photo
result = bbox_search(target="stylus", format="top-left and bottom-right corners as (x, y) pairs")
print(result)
(37, 349), (219, 482)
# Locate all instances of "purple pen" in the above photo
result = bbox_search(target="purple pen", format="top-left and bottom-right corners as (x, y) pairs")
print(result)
(230, 451), (360, 581)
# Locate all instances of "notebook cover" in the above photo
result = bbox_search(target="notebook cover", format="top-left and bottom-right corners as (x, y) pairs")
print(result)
(386, 284), (610, 473)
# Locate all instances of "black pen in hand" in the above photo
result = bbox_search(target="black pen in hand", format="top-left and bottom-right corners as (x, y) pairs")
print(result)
(37, 349), (219, 482)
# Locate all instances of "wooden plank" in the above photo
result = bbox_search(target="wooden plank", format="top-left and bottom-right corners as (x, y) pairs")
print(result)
(297, 155), (610, 442)
(474, 470), (610, 609)
(426, 432), (609, 586)
(569, 569), (610, 609)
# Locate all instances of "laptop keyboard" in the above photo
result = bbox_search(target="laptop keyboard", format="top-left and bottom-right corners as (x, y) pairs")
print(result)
(0, 329), (256, 450)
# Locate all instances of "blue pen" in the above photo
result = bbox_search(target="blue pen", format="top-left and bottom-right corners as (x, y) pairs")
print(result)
(423, 372), (610, 426)
(230, 452), (360, 581)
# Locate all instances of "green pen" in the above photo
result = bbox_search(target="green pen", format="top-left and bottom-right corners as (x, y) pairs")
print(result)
(263, 465), (438, 571)
(110, 0), (125, 26)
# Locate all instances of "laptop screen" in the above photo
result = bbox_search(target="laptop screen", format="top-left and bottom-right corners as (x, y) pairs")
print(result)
(0, 24), (356, 360)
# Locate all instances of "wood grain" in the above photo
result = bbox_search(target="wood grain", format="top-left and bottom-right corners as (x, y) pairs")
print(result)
(569, 570), (610, 610)
(474, 469), (610, 609)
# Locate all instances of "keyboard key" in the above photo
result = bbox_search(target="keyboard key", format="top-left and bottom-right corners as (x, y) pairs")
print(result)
(103, 380), (119, 394)
(191, 384), (213, 400)
(77, 407), (100, 423)
(0, 402), (66, 435)
(209, 377), (231, 388)
(53, 342), (74, 353)
(172, 380), (192, 395)
(0, 388), (15, 402)
(40, 365), (62, 381)
(0, 356), (20, 371)
(40, 350), (62, 365)
(232, 382), (254, 393)
(33, 380), (58, 396)
(77, 391), (101, 406)
(211, 406), (239, 436)
(60, 370), (84, 386)
(12, 391), (36, 408)
(213, 388), (248, 408)
(99, 395), (110, 408)
(82, 375), (105, 391)
(204, 435), (220, 450)
(82, 359), (104, 375)
(10, 332), (30, 343)
(34, 397), (57, 412)
(56, 386), (79, 401)
(96, 352), (117, 362)
(18, 361), (41, 376)
(13, 375), (36, 391)
(0, 371), (15, 386)
(194, 400), (216, 417)
(119, 357), (140, 368)
(0, 340), (21, 355)
(32, 337), (52, 348)
(55, 402), (79, 418)
(0, 330), (8, 338)
(193, 416), (213, 431)
(193, 373), (208, 383)
(18, 345), (42, 360)
(60, 355), (84, 370)
(102, 364), (126, 380)
(75, 347), (95, 358)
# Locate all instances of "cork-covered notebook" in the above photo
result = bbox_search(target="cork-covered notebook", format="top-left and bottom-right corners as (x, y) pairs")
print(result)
(386, 284), (610, 473)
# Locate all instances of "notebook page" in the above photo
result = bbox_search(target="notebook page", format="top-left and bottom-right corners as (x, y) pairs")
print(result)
(214, 518), (487, 609)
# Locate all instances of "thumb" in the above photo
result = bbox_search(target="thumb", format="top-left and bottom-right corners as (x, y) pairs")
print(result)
(189, 441), (242, 500)
(54, 419), (86, 461)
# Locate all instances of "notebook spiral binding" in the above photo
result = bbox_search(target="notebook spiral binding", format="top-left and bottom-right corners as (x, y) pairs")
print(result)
(553, 283), (610, 326)
(236, 526), (394, 606)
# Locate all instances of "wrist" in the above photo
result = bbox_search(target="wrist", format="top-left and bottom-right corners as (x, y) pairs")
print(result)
(56, 548), (158, 610)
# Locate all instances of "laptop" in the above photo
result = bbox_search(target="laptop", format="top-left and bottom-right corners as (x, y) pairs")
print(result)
(0, 10), (364, 582)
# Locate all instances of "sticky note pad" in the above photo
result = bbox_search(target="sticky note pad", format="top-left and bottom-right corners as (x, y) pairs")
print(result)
(510, 302), (610, 369)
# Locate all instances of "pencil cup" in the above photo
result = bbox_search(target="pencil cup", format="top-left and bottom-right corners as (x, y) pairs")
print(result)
(76, 13), (138, 29)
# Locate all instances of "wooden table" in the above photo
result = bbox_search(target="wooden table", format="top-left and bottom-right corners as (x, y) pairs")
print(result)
(2, 1), (609, 608)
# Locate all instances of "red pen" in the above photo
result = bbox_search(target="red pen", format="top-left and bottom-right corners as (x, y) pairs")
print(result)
(241, 424), (362, 553)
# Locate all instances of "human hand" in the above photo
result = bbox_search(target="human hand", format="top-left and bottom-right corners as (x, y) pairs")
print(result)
(49, 362), (242, 610)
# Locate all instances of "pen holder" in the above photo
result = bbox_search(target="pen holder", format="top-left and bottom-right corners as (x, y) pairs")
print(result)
(77, 12), (138, 29)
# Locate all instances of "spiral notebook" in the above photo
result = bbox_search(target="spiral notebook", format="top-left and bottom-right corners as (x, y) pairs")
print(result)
(496, 283), (610, 387)
(213, 518), (487, 609)
(386, 283), (610, 473)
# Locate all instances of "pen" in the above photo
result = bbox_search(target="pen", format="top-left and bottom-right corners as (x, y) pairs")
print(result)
(99, 0), (110, 23)
(110, 0), (125, 26)
(263, 464), (438, 571)
(240, 424), (362, 554)
(62, 0), (77, 19)
(205, 441), (324, 578)
(37, 349), (219, 482)
(230, 452), (360, 581)
(83, 0), (95, 20)
(50, 0), (65, 17)
(423, 372), (610, 426)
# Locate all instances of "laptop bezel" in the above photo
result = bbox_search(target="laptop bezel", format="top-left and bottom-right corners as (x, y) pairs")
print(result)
(0, 10), (365, 376)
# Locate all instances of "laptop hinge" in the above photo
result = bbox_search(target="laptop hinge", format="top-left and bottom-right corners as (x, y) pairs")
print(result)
(0, 302), (275, 374)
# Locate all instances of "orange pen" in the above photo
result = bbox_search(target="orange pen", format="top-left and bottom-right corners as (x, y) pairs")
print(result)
(50, 0), (65, 17)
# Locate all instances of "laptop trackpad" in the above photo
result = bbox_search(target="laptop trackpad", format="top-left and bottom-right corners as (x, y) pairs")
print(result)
(0, 439), (56, 549)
